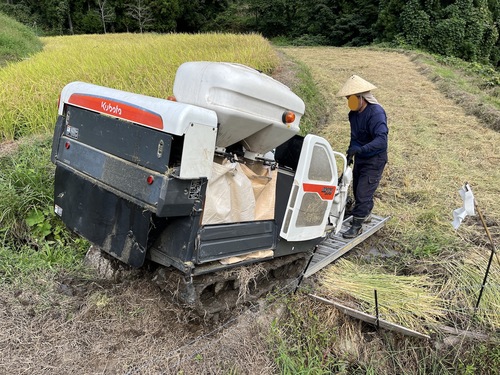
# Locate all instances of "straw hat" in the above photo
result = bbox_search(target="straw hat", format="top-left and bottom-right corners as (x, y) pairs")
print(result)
(336, 75), (377, 97)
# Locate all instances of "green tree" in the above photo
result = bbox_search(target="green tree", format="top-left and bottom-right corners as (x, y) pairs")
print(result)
(1, 0), (500, 67)
(148, 0), (180, 32)
(488, 0), (500, 66)
(0, 2), (37, 29)
(464, 0), (498, 63)
(245, 0), (300, 38)
(331, 0), (379, 46)
(176, 0), (229, 32)
(426, 0), (498, 63)
(29, 0), (69, 34)
(428, 4), (466, 57)
(293, 0), (338, 43)
(97, 0), (115, 33)
(400, 0), (431, 48)
(375, 0), (406, 43)
(126, 0), (153, 32)
(205, 0), (252, 33)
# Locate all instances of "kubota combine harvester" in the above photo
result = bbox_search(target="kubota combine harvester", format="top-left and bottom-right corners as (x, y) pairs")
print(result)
(51, 62), (387, 315)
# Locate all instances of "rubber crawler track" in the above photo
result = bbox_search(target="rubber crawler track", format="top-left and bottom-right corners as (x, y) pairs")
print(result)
(152, 252), (310, 317)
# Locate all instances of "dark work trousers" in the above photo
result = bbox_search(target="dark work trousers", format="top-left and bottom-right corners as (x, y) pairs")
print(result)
(351, 152), (387, 218)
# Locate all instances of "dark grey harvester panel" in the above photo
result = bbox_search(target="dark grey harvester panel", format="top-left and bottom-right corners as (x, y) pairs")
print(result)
(197, 221), (277, 263)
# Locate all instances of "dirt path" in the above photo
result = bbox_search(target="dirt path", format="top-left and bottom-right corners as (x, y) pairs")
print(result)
(1, 47), (499, 375)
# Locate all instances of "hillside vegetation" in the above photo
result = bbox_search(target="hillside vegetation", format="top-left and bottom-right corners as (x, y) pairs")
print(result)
(0, 12), (42, 65)
(0, 31), (499, 373)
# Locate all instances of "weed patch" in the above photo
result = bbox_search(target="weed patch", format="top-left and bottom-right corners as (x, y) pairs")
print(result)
(0, 136), (87, 283)
(267, 296), (348, 374)
(0, 137), (52, 245)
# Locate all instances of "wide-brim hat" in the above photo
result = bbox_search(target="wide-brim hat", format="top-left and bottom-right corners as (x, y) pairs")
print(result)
(336, 75), (377, 97)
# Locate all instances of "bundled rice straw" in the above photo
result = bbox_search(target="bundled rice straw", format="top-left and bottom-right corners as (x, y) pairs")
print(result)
(439, 247), (500, 330)
(320, 259), (446, 331)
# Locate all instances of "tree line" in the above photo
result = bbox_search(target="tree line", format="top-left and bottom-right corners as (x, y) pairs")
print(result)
(1, 0), (499, 67)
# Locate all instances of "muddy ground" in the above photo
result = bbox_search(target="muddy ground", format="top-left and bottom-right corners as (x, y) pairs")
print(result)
(0, 266), (286, 374)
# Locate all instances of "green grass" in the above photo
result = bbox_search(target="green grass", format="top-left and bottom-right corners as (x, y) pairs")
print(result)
(0, 241), (87, 284)
(432, 55), (500, 91)
(294, 59), (327, 136)
(0, 12), (42, 65)
(0, 137), (53, 245)
(410, 52), (500, 131)
(267, 296), (349, 374)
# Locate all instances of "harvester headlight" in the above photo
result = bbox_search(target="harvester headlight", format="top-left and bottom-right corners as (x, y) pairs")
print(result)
(282, 111), (296, 124)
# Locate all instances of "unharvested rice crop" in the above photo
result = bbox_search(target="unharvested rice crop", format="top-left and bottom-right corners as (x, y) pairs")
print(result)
(0, 33), (279, 140)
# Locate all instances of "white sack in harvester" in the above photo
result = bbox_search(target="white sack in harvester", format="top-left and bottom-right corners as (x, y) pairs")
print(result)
(202, 160), (277, 225)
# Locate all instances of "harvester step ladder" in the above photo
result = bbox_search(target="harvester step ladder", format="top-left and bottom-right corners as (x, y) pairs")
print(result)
(303, 214), (390, 278)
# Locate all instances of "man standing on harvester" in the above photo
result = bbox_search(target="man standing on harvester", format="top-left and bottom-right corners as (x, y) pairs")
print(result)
(337, 75), (388, 239)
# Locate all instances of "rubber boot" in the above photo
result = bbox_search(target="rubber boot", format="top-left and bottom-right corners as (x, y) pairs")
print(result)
(343, 217), (364, 239)
(350, 213), (372, 225)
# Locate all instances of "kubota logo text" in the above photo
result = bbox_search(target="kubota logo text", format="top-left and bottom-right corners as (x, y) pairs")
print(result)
(101, 101), (122, 115)
(68, 93), (164, 130)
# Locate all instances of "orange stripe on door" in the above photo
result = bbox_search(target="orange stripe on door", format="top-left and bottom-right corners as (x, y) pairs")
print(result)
(302, 183), (336, 200)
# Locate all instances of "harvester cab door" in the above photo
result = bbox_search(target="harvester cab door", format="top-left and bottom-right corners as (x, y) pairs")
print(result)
(280, 134), (338, 241)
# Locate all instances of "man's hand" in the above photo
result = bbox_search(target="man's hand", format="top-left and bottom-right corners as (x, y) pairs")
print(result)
(347, 145), (362, 158)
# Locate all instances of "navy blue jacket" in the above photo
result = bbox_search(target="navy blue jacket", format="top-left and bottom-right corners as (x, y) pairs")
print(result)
(348, 103), (388, 158)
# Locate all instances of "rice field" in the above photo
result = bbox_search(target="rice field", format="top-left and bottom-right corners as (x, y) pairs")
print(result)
(0, 33), (280, 140)
(1, 34), (499, 373)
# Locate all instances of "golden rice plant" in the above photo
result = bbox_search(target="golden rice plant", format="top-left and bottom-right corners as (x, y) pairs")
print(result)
(0, 33), (280, 140)
(319, 258), (446, 331)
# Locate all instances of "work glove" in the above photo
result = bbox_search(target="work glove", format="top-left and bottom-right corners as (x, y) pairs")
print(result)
(346, 145), (362, 166)
(347, 145), (362, 158)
